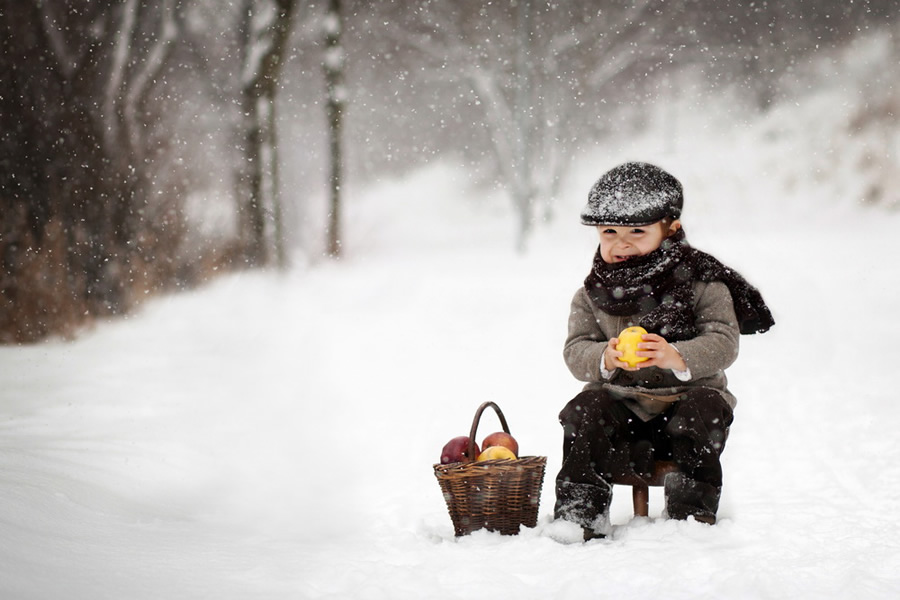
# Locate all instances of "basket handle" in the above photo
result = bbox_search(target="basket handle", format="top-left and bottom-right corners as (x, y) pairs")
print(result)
(467, 401), (511, 459)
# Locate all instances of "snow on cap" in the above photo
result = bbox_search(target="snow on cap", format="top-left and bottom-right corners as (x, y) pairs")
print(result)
(580, 162), (683, 226)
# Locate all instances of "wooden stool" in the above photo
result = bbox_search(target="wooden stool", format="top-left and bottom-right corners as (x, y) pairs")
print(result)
(611, 460), (680, 517)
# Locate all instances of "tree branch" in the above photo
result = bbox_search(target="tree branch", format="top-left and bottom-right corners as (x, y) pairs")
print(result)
(124, 0), (180, 161)
(34, 0), (75, 79)
(103, 0), (139, 152)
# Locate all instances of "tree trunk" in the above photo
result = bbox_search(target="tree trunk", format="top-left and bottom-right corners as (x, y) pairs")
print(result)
(235, 0), (297, 268)
(248, 98), (270, 267)
(268, 97), (287, 269)
(323, 0), (345, 258)
(513, 0), (535, 252)
(265, 0), (297, 269)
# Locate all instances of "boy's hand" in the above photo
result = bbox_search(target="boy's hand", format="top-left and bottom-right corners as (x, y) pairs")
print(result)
(606, 334), (687, 372)
(634, 333), (687, 371)
(604, 337), (624, 372)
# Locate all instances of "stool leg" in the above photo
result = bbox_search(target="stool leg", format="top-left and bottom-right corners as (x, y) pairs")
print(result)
(632, 483), (649, 517)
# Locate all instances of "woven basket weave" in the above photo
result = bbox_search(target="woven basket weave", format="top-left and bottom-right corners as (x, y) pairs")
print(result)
(433, 401), (546, 536)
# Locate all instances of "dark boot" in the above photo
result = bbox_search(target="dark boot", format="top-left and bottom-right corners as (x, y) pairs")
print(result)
(664, 472), (721, 524)
(554, 479), (612, 538)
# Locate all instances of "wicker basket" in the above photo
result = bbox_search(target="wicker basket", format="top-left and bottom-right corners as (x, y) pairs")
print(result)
(433, 401), (546, 536)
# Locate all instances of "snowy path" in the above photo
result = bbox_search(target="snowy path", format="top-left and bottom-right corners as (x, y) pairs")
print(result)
(2, 168), (900, 599)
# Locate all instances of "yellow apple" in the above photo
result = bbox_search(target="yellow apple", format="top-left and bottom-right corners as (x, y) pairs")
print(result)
(476, 445), (517, 461)
(617, 326), (649, 368)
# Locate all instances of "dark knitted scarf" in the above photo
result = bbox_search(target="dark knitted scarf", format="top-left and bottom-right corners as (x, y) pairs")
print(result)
(584, 229), (774, 342)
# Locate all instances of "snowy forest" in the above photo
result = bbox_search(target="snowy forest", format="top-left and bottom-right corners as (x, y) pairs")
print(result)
(3, 0), (897, 343)
(4, 2), (900, 599)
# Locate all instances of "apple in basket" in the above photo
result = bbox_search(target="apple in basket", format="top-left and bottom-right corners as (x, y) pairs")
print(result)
(481, 431), (519, 457)
(476, 445), (517, 461)
(440, 436), (480, 464)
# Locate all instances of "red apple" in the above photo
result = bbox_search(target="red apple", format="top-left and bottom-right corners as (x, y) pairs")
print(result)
(440, 436), (480, 464)
(481, 432), (519, 457)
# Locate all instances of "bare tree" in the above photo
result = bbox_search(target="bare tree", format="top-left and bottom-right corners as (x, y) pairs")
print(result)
(384, 1), (667, 250)
(1, 1), (187, 341)
(1, 0), (303, 342)
(234, 0), (298, 268)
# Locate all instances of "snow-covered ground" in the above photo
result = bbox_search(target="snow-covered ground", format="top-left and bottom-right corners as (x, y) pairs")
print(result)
(3, 37), (900, 600)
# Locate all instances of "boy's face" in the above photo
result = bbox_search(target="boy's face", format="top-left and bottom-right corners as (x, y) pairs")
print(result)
(597, 220), (680, 263)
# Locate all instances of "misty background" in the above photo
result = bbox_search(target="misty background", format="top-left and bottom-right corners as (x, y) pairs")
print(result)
(2, 0), (899, 344)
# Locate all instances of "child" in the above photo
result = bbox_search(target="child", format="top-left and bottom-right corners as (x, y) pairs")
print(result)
(554, 162), (774, 540)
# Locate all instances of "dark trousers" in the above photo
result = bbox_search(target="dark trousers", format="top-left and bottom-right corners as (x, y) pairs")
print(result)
(554, 386), (734, 526)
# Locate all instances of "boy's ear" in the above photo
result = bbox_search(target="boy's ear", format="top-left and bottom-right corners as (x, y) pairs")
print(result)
(667, 219), (682, 236)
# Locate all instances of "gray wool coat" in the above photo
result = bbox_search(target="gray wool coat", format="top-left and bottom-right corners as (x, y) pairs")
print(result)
(563, 281), (740, 421)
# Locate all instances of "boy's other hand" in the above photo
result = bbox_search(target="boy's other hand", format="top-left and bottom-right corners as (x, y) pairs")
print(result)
(634, 333), (687, 372)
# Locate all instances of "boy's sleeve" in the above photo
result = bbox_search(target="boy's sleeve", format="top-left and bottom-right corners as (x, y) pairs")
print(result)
(563, 288), (611, 383)
(675, 281), (740, 380)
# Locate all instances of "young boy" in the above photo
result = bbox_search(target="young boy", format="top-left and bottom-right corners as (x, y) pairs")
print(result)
(554, 162), (774, 540)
